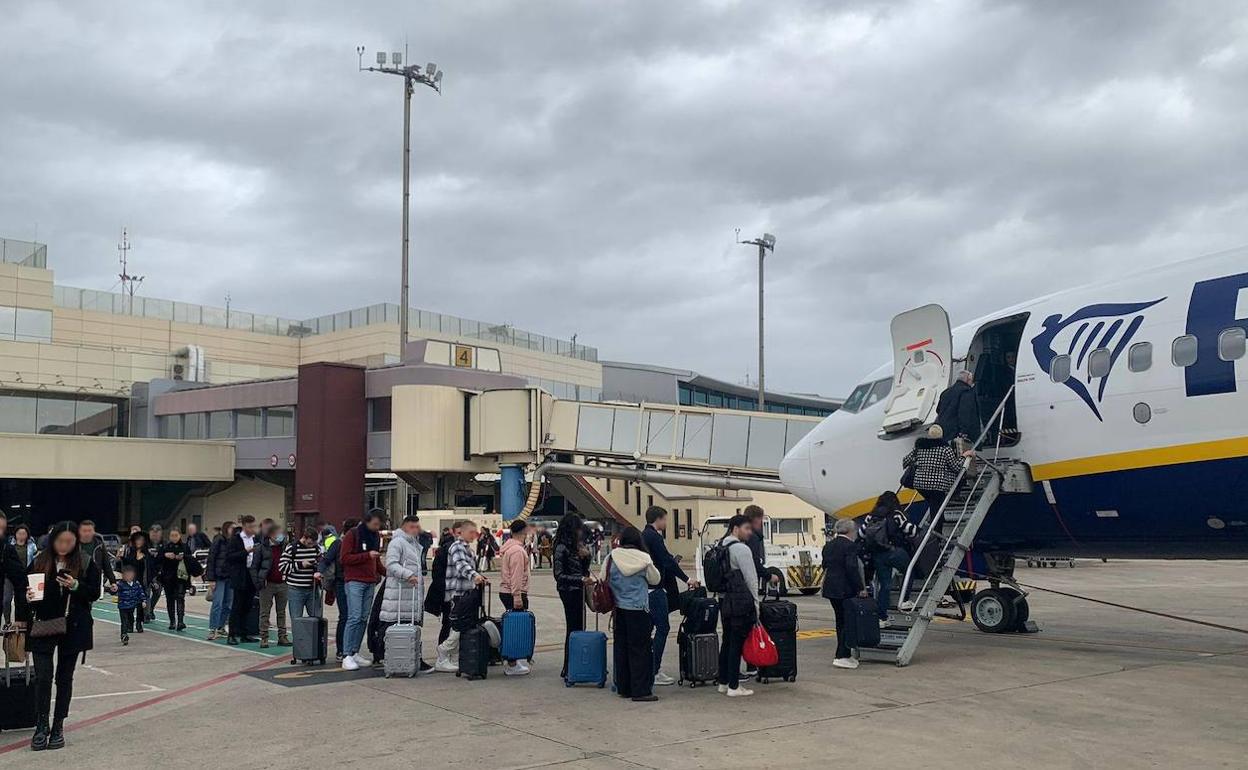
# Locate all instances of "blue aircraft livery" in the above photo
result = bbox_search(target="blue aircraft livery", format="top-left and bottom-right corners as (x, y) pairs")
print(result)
(1030, 298), (1165, 420)
(1185, 272), (1248, 397)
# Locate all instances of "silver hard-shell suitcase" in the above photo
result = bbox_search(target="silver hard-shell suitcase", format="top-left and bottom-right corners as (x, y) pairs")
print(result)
(383, 584), (422, 678)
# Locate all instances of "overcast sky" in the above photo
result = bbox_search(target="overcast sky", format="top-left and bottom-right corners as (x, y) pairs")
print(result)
(2, 1), (1246, 396)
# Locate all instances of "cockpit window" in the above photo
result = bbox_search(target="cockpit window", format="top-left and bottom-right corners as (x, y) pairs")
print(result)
(841, 377), (892, 413)
(863, 378), (893, 410)
(841, 382), (873, 413)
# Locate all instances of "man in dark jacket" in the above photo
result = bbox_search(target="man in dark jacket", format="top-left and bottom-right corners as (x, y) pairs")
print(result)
(0, 514), (30, 628)
(224, 515), (260, 645)
(185, 523), (211, 552)
(935, 371), (981, 451)
(78, 520), (117, 589)
(642, 506), (697, 687)
(821, 518), (867, 668)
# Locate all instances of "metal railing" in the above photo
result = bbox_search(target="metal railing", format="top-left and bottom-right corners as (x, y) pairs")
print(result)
(0, 238), (47, 268)
(899, 385), (1015, 605)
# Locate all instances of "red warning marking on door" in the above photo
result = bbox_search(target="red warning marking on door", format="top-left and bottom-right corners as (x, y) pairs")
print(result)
(905, 338), (933, 351)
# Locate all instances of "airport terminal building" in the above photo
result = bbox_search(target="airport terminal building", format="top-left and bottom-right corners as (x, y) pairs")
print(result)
(0, 237), (838, 558)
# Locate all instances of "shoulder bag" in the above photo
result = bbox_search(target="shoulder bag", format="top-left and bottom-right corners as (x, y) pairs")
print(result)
(30, 593), (71, 639)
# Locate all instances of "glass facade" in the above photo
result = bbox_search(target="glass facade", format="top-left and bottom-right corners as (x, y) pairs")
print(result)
(368, 398), (392, 432)
(234, 408), (262, 438)
(0, 391), (121, 436)
(677, 384), (833, 417)
(0, 306), (52, 343)
(264, 406), (296, 437)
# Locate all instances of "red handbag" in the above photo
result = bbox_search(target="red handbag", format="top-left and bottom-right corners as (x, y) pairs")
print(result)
(584, 556), (616, 614)
(743, 623), (779, 668)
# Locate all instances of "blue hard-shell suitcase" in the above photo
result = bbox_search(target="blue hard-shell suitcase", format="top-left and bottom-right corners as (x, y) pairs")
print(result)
(500, 610), (536, 662)
(564, 630), (607, 687)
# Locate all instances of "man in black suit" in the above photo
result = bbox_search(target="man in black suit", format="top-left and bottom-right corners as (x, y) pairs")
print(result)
(820, 518), (867, 669)
(225, 515), (260, 645)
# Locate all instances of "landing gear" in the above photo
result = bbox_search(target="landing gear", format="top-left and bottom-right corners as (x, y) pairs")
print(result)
(999, 587), (1031, 632)
(970, 588), (1016, 633)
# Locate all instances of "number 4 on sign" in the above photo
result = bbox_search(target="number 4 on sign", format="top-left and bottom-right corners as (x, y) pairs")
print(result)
(454, 345), (474, 368)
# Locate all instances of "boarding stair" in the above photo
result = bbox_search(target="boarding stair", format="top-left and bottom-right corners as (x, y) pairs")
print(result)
(858, 387), (1029, 667)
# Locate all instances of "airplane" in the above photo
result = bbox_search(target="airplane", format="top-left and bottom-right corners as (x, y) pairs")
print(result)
(779, 247), (1248, 634)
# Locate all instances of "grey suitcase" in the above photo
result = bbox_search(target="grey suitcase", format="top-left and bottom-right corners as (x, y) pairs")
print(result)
(383, 585), (422, 679)
(291, 586), (328, 665)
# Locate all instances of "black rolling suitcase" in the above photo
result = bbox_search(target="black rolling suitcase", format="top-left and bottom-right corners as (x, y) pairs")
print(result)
(457, 586), (491, 681)
(757, 589), (798, 683)
(291, 586), (328, 665)
(846, 596), (881, 648)
(677, 626), (719, 687)
(679, 588), (720, 635)
(1, 632), (37, 731)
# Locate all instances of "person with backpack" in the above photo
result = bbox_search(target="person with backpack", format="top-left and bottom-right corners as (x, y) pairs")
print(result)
(433, 520), (487, 672)
(902, 424), (968, 514)
(706, 514), (760, 697)
(821, 518), (867, 668)
(857, 492), (918, 623)
(602, 526), (661, 702)
(317, 518), (354, 660)
(552, 512), (591, 679)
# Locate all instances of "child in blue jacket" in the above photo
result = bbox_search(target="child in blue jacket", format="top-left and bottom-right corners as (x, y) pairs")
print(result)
(116, 564), (147, 644)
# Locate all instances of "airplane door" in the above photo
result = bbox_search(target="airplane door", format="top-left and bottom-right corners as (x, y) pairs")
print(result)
(881, 304), (953, 435)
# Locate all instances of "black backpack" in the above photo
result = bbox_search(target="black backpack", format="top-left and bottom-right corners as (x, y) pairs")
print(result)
(861, 517), (892, 553)
(702, 539), (732, 594)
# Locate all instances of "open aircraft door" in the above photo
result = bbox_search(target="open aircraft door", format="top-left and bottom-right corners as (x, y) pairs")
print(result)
(880, 304), (953, 436)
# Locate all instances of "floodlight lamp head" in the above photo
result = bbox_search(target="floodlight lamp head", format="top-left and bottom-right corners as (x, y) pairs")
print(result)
(762, 233), (776, 248)
(391, 52), (402, 66)
(426, 62), (437, 75)
(433, 70), (443, 84)
(376, 51), (386, 66)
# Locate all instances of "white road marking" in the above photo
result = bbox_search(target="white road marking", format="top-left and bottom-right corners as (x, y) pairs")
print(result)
(74, 684), (165, 700)
(82, 663), (117, 677)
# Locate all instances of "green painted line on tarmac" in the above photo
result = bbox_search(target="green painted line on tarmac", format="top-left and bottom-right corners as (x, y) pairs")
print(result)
(93, 602), (287, 658)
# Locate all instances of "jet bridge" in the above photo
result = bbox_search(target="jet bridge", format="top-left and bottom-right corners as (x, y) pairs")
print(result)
(388, 385), (819, 518)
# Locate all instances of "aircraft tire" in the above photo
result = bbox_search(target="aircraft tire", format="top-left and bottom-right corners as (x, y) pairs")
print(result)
(970, 588), (1016, 633)
(998, 587), (1030, 631)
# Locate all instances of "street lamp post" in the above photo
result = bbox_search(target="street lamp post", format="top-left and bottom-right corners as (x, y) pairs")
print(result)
(358, 47), (443, 354)
(741, 233), (776, 411)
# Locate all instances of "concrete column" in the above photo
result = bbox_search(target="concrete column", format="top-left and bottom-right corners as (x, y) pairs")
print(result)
(499, 465), (525, 522)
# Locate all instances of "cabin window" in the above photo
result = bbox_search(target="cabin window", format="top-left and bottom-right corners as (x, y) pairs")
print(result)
(1049, 354), (1071, 383)
(1218, 328), (1246, 362)
(1087, 348), (1112, 378)
(1127, 342), (1152, 372)
(1172, 335), (1198, 367)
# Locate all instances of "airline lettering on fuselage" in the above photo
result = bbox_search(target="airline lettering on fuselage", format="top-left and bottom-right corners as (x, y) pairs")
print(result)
(1185, 272), (1248, 397)
(1030, 298), (1165, 420)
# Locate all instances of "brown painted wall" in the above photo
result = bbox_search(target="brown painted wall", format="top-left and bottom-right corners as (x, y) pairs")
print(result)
(293, 362), (366, 529)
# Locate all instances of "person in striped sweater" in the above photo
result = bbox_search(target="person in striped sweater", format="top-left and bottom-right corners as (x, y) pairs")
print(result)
(280, 527), (321, 619)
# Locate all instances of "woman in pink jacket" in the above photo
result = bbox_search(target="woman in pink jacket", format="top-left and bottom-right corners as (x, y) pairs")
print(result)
(498, 520), (531, 612)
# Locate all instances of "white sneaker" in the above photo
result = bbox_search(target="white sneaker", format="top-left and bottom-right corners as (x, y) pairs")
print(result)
(653, 672), (675, 687)
(516, 660), (532, 675)
(341, 655), (359, 671)
(726, 686), (754, 697)
(898, 600), (916, 611)
(717, 684), (728, 694)
(833, 657), (859, 669)
(879, 619), (891, 628)
(503, 662), (521, 676)
(434, 657), (459, 673)
(353, 654), (371, 666)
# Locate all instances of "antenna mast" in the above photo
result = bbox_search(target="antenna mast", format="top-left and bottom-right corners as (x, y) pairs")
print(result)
(117, 227), (144, 315)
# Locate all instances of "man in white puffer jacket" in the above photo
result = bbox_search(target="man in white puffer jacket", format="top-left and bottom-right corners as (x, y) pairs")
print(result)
(377, 515), (428, 670)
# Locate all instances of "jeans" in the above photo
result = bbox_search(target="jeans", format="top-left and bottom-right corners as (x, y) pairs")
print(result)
(558, 587), (584, 677)
(343, 581), (375, 656)
(209, 581), (234, 630)
(33, 645), (78, 721)
(613, 608), (654, 698)
(288, 586), (321, 619)
(872, 546), (911, 620)
(334, 582), (348, 654)
(648, 588), (670, 675)
(829, 598), (851, 658)
(718, 620), (748, 690)
(260, 581), (289, 636)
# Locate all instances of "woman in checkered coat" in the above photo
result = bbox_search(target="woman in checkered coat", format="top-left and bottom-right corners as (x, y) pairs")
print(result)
(902, 424), (967, 513)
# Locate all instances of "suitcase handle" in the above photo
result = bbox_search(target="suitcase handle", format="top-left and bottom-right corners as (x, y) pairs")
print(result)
(396, 580), (422, 626)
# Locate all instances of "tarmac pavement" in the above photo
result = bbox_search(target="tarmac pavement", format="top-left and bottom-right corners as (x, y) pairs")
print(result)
(2, 560), (1246, 768)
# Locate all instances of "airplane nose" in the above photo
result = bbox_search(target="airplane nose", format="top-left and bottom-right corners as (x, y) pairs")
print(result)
(779, 438), (821, 510)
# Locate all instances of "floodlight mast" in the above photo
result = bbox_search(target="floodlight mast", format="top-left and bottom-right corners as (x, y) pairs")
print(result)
(357, 45), (444, 353)
(739, 232), (776, 411)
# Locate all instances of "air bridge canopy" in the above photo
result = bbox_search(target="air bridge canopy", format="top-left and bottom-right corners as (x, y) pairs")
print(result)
(464, 388), (820, 473)
(0, 433), (235, 481)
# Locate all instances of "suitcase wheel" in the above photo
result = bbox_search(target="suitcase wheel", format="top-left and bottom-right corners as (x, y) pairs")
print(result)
(564, 679), (573, 688)
(597, 681), (605, 689)
(319, 659), (325, 666)
(456, 672), (462, 677)
(289, 658), (296, 665)
(786, 675), (796, 683)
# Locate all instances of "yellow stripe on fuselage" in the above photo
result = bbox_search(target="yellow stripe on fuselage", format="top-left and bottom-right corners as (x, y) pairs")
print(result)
(830, 436), (1248, 519)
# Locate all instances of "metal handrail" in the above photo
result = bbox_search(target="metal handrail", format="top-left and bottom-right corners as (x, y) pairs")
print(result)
(898, 385), (1015, 606)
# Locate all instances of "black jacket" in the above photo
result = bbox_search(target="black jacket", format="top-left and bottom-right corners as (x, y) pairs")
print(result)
(820, 536), (865, 600)
(746, 530), (767, 590)
(156, 540), (198, 587)
(1, 543), (30, 623)
(24, 560), (102, 655)
(248, 538), (276, 589)
(186, 531), (211, 552)
(80, 537), (117, 585)
(224, 532), (257, 591)
(119, 550), (153, 586)
(936, 380), (981, 441)
(552, 541), (590, 593)
(206, 534), (230, 582)
(642, 524), (688, 606)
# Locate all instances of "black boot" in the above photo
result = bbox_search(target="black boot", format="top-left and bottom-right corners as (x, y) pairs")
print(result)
(227, 635), (240, 645)
(31, 715), (49, 751)
(47, 718), (65, 750)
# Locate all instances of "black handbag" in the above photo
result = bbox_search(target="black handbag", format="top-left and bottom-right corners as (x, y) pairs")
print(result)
(29, 595), (70, 639)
